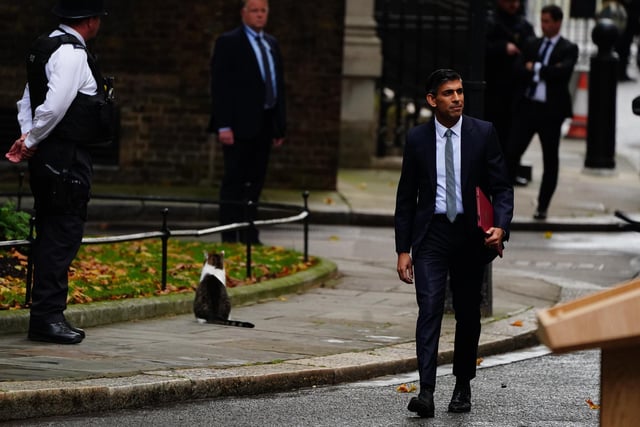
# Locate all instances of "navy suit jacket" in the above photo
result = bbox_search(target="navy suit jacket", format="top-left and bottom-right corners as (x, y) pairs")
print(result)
(209, 26), (286, 139)
(394, 116), (514, 260)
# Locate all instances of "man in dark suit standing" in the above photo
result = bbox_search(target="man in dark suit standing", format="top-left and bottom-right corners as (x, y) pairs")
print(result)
(485, 0), (535, 159)
(507, 4), (578, 220)
(485, 0), (535, 185)
(395, 69), (513, 418)
(209, 0), (286, 244)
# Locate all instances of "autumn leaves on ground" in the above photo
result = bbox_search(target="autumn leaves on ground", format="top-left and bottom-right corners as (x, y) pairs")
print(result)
(0, 241), (316, 310)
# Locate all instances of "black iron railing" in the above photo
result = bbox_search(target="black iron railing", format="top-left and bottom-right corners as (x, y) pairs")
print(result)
(1, 182), (310, 306)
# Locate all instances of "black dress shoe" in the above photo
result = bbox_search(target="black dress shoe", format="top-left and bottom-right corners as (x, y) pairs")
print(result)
(533, 210), (547, 220)
(448, 383), (471, 413)
(28, 321), (84, 344)
(408, 390), (434, 418)
(64, 320), (86, 338)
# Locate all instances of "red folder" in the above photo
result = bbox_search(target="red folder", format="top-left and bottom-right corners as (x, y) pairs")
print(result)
(476, 186), (503, 257)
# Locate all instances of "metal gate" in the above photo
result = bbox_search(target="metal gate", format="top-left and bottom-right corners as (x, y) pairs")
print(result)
(374, 0), (490, 157)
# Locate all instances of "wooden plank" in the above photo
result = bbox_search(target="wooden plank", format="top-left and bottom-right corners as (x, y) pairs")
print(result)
(537, 278), (640, 352)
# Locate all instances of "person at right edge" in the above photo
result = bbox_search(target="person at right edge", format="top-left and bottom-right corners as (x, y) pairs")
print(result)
(209, 0), (286, 245)
(615, 0), (640, 81)
(507, 4), (578, 220)
(4, 0), (113, 344)
(395, 69), (513, 418)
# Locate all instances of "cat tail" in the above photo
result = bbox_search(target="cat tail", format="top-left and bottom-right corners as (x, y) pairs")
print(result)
(211, 319), (255, 328)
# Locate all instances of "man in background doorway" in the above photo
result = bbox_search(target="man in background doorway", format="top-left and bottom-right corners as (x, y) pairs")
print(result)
(209, 0), (287, 245)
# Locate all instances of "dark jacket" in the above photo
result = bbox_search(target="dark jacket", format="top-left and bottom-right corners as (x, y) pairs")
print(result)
(209, 26), (286, 139)
(485, 9), (535, 90)
(394, 116), (513, 260)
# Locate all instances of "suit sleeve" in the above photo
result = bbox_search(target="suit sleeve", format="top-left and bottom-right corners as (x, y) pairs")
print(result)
(485, 124), (514, 238)
(210, 36), (233, 132)
(539, 41), (578, 84)
(394, 131), (419, 253)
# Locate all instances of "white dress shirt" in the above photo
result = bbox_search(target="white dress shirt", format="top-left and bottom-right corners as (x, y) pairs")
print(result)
(530, 34), (560, 103)
(16, 25), (98, 149)
(434, 117), (463, 215)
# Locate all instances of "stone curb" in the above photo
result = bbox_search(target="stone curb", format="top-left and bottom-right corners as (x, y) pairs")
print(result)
(0, 222), (549, 422)
(0, 257), (339, 336)
(0, 310), (539, 421)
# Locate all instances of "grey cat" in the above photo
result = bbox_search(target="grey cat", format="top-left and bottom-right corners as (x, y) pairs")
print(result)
(193, 251), (254, 328)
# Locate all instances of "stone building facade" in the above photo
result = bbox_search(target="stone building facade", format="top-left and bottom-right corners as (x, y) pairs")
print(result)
(0, 0), (345, 190)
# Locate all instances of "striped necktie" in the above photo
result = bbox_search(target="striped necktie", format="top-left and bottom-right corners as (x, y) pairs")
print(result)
(445, 129), (457, 222)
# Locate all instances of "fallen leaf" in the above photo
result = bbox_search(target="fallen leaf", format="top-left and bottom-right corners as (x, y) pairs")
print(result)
(329, 235), (340, 241)
(324, 197), (335, 205)
(544, 231), (553, 239)
(396, 383), (417, 393)
(476, 357), (484, 366)
(585, 398), (600, 410)
(511, 320), (523, 327)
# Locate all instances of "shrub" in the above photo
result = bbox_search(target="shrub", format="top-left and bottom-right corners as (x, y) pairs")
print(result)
(0, 201), (31, 241)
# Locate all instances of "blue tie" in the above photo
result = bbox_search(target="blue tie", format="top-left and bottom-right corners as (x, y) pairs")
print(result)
(527, 39), (551, 98)
(255, 35), (276, 108)
(445, 129), (457, 222)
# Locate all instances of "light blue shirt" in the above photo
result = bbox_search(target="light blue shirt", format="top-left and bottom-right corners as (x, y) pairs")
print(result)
(531, 35), (560, 103)
(244, 25), (277, 104)
(434, 117), (463, 215)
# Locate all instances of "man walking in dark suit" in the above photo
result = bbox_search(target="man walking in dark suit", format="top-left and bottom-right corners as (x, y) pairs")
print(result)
(209, 0), (286, 244)
(507, 4), (578, 220)
(395, 69), (513, 418)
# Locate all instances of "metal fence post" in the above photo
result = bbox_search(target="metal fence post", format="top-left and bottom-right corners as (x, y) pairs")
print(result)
(161, 208), (170, 291)
(17, 172), (24, 212)
(302, 191), (309, 262)
(245, 199), (253, 279)
(24, 216), (35, 306)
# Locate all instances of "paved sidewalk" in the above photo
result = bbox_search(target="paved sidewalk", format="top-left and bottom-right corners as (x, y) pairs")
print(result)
(2, 78), (640, 421)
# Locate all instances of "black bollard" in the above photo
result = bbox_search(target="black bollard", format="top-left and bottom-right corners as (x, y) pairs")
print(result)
(585, 19), (619, 170)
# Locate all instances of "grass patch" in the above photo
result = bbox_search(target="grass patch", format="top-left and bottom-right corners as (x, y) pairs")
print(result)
(0, 241), (316, 310)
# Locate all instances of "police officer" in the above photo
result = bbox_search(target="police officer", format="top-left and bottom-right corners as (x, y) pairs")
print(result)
(5, 0), (110, 344)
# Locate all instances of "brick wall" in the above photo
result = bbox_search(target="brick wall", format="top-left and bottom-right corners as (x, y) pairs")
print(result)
(0, 0), (344, 190)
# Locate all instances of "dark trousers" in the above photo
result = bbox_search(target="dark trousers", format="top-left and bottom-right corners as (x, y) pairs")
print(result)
(28, 141), (91, 323)
(507, 100), (564, 212)
(30, 214), (85, 322)
(484, 91), (514, 156)
(412, 216), (485, 390)
(219, 110), (274, 243)
(615, 2), (640, 75)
